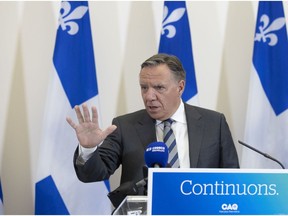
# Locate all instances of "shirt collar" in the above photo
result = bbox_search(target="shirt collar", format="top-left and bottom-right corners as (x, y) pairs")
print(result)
(156, 100), (186, 125)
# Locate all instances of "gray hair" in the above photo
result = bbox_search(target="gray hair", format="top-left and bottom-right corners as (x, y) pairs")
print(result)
(141, 53), (186, 81)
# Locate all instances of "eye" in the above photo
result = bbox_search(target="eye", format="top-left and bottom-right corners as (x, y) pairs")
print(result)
(155, 85), (165, 91)
(140, 85), (148, 91)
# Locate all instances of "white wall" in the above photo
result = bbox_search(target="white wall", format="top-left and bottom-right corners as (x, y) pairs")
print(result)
(0, 1), (270, 214)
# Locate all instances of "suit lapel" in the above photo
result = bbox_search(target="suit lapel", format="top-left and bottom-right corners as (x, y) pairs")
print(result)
(134, 112), (157, 149)
(184, 104), (204, 167)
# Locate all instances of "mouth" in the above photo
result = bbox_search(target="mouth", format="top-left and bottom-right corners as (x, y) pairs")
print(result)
(147, 105), (160, 112)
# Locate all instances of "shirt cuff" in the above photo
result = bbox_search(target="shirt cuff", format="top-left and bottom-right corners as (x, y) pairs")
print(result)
(77, 145), (97, 164)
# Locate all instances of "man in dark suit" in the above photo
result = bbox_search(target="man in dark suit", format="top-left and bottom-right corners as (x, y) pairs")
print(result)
(67, 53), (239, 191)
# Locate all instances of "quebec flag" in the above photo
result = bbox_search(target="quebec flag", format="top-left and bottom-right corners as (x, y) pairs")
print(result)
(159, 1), (198, 105)
(35, 1), (111, 214)
(0, 179), (3, 214)
(241, 1), (288, 169)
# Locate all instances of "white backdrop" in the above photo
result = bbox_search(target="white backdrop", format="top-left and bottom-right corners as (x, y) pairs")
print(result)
(0, 1), (282, 214)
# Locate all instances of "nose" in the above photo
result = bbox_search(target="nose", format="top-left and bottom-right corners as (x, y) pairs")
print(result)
(145, 88), (157, 101)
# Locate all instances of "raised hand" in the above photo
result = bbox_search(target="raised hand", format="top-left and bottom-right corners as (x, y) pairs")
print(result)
(66, 103), (117, 148)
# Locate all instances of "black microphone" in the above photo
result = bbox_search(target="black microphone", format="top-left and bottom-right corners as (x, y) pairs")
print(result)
(107, 181), (136, 208)
(238, 140), (285, 169)
(144, 141), (169, 168)
(108, 169), (149, 208)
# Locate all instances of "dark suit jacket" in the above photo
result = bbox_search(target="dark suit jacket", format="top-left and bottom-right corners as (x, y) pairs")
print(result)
(74, 103), (239, 185)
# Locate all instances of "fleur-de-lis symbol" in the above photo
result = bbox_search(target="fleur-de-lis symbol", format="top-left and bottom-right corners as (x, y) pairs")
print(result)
(254, 14), (285, 46)
(161, 6), (185, 38)
(58, 1), (88, 35)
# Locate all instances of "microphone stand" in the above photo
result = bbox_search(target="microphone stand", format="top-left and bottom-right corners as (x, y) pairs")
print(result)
(238, 140), (285, 169)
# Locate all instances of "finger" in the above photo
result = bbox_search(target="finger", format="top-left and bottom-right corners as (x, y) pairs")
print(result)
(82, 103), (91, 122)
(75, 105), (84, 123)
(91, 106), (100, 127)
(66, 117), (77, 129)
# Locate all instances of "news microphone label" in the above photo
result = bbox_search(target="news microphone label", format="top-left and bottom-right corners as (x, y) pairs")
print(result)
(144, 142), (168, 168)
(147, 168), (288, 215)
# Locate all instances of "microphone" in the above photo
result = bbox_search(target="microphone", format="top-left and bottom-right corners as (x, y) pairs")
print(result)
(107, 181), (137, 208)
(108, 165), (149, 208)
(108, 142), (169, 208)
(238, 140), (285, 169)
(144, 141), (169, 168)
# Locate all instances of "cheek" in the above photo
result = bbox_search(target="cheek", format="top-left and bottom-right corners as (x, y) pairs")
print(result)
(158, 95), (169, 107)
(166, 92), (179, 105)
(141, 91), (148, 100)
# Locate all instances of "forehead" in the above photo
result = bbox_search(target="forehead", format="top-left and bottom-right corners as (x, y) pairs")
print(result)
(139, 64), (173, 81)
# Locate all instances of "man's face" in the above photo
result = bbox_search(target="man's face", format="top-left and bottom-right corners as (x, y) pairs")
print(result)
(139, 64), (185, 121)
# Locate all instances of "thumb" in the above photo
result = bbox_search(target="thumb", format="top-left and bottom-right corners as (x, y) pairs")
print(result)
(102, 125), (117, 138)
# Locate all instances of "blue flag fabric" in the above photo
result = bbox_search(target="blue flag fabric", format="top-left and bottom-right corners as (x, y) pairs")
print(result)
(53, 1), (98, 108)
(241, 1), (288, 169)
(0, 179), (3, 214)
(159, 1), (197, 103)
(35, 1), (111, 214)
(253, 1), (288, 116)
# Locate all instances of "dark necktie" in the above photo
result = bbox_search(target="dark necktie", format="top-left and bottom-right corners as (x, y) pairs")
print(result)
(163, 119), (179, 168)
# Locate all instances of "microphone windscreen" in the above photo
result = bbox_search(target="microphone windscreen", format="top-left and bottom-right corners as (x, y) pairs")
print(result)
(144, 141), (169, 167)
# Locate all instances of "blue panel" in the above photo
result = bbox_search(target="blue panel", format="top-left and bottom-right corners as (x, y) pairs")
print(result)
(35, 175), (69, 215)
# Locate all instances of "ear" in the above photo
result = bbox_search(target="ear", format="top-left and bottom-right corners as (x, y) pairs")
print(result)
(178, 80), (185, 95)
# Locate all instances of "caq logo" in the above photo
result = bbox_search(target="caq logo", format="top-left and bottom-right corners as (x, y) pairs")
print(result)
(221, 203), (238, 211)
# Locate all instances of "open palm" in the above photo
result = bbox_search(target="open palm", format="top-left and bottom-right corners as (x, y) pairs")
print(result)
(66, 104), (117, 148)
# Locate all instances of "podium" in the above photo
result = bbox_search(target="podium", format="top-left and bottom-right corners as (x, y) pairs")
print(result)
(113, 169), (288, 215)
(112, 196), (147, 215)
(147, 168), (288, 215)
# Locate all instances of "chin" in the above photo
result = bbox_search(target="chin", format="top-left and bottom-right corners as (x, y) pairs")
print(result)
(149, 113), (165, 121)
(147, 112), (159, 120)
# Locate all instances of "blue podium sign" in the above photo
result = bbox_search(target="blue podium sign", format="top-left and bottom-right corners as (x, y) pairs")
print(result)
(147, 168), (288, 215)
